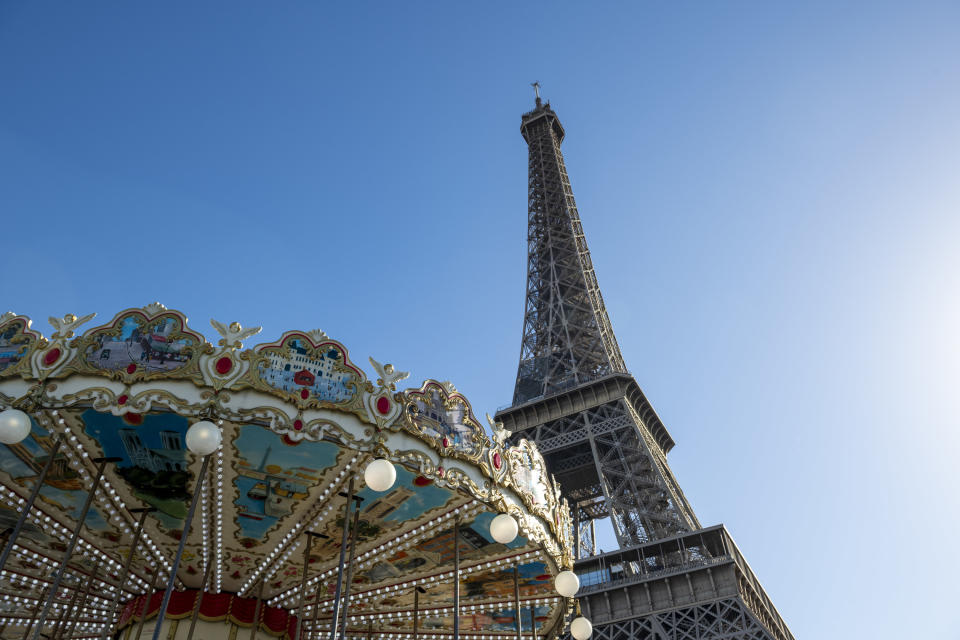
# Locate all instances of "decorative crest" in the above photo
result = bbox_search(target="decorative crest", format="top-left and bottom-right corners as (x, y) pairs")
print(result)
(48, 313), (95, 339)
(486, 413), (511, 447)
(0, 312), (16, 325)
(439, 380), (458, 394)
(210, 319), (262, 350)
(142, 302), (168, 314)
(402, 380), (487, 461)
(306, 328), (329, 342)
(368, 357), (409, 391)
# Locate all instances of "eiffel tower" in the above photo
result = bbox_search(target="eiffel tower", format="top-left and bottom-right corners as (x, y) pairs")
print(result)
(495, 89), (795, 640)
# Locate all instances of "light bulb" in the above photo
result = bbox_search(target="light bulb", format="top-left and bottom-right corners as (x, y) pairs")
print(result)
(0, 409), (31, 445)
(489, 513), (519, 544)
(555, 570), (580, 597)
(570, 616), (592, 639)
(185, 421), (221, 456)
(364, 459), (396, 492)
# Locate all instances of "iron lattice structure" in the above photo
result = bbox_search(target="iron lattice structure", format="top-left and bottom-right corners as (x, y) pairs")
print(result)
(496, 97), (794, 640)
(513, 99), (626, 405)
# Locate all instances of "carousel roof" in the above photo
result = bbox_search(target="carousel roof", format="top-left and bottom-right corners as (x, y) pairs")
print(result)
(0, 304), (575, 639)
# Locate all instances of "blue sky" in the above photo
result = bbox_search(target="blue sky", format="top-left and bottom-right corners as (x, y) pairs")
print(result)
(1, 3), (958, 637)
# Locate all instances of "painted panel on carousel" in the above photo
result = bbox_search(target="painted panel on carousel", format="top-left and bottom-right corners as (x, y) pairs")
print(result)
(251, 331), (364, 407)
(0, 315), (38, 377)
(373, 607), (556, 634)
(230, 423), (341, 544)
(347, 505), (525, 590)
(0, 416), (110, 533)
(74, 307), (205, 379)
(507, 438), (551, 512)
(455, 559), (554, 603)
(79, 408), (192, 529)
(306, 466), (459, 565)
(403, 381), (487, 460)
(475, 603), (553, 633)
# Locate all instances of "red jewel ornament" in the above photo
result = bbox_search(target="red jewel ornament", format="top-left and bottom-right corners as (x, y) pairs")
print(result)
(437, 466), (444, 477)
(293, 419), (303, 431)
(300, 389), (309, 400)
(376, 396), (390, 415)
(126, 363), (137, 374)
(117, 395), (128, 405)
(442, 437), (450, 448)
(215, 357), (233, 375)
(493, 452), (502, 469)
(43, 348), (61, 366)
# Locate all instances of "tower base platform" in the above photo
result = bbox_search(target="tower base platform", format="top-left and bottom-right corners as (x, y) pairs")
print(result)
(568, 526), (793, 640)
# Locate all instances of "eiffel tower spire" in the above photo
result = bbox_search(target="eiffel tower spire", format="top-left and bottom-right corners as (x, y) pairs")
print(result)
(513, 97), (627, 405)
(497, 93), (795, 640)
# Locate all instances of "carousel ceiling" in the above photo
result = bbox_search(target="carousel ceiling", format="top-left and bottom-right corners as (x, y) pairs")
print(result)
(0, 304), (575, 638)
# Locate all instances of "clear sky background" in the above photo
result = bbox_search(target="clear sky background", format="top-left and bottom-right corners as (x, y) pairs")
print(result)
(1, 3), (958, 638)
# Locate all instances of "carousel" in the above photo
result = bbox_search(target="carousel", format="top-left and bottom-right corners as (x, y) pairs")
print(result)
(0, 304), (593, 640)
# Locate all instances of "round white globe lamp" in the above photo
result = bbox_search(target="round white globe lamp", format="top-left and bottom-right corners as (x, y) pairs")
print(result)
(554, 570), (580, 597)
(364, 458), (396, 492)
(0, 409), (32, 445)
(489, 513), (519, 544)
(185, 420), (222, 456)
(570, 616), (593, 639)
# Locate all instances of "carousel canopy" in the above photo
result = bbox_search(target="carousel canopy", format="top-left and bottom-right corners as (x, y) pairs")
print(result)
(0, 304), (575, 639)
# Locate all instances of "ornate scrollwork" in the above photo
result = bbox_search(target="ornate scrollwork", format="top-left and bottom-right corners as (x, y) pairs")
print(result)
(67, 307), (207, 383)
(0, 314), (42, 379)
(362, 357), (409, 429)
(401, 380), (490, 463)
(48, 312), (96, 339)
(210, 320), (262, 350)
(243, 331), (368, 418)
(505, 438), (560, 526)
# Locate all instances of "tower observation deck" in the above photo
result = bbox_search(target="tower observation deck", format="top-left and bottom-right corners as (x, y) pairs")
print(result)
(496, 94), (795, 640)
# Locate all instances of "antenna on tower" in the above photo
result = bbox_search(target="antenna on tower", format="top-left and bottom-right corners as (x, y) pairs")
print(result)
(531, 81), (542, 107)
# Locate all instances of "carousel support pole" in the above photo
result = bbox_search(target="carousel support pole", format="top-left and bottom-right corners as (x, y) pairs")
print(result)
(529, 603), (537, 639)
(31, 456), (120, 640)
(0, 436), (62, 576)
(337, 495), (363, 640)
(134, 568), (163, 640)
(453, 519), (460, 640)
(20, 586), (49, 640)
(290, 531), (330, 640)
(589, 519), (596, 556)
(301, 533), (329, 640)
(309, 577), (325, 640)
(52, 576), (82, 640)
(328, 478), (355, 640)
(63, 560), (101, 640)
(291, 532), (314, 640)
(185, 555), (214, 640)
(412, 586), (425, 640)
(249, 578), (265, 640)
(150, 454), (211, 640)
(512, 564), (522, 639)
(50, 600), (70, 640)
(102, 507), (157, 640)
